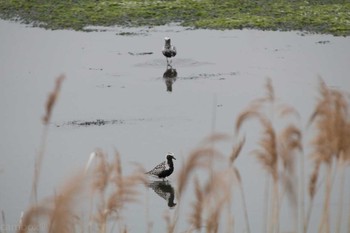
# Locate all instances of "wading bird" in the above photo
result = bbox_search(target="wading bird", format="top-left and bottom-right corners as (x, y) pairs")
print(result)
(162, 37), (177, 66)
(146, 153), (176, 180)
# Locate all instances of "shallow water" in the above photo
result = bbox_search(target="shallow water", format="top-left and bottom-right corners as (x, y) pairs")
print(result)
(0, 20), (350, 232)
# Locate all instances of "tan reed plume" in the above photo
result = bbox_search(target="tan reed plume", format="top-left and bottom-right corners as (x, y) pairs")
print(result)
(31, 75), (65, 204)
(177, 147), (222, 198)
(189, 177), (204, 230)
(19, 171), (86, 233)
(234, 78), (303, 233)
(229, 137), (245, 165)
(91, 150), (147, 232)
(308, 79), (350, 233)
(42, 75), (65, 125)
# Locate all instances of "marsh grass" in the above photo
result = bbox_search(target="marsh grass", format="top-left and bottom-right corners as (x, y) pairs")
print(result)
(18, 77), (350, 233)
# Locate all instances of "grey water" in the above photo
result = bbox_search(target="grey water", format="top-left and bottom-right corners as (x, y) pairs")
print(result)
(1, 19), (350, 232)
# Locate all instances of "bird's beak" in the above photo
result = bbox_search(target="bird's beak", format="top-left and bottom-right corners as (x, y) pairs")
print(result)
(172, 156), (176, 160)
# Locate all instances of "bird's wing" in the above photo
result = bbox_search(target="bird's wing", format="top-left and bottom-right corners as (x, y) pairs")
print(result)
(147, 161), (167, 176)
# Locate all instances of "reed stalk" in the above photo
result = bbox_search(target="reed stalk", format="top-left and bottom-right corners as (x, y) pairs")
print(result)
(335, 163), (346, 233)
(31, 75), (65, 204)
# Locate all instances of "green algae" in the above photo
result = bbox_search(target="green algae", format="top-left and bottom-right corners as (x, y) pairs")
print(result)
(0, 0), (349, 36)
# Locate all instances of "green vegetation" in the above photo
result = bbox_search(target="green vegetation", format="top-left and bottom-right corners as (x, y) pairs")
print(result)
(0, 0), (350, 35)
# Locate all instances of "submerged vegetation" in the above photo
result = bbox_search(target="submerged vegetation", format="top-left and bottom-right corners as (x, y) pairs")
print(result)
(13, 75), (350, 233)
(0, 0), (350, 35)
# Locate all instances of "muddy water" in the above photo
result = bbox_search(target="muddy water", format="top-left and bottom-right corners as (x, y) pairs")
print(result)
(1, 19), (350, 232)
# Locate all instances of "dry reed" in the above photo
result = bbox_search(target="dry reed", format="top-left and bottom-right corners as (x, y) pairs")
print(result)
(177, 147), (222, 199)
(19, 171), (85, 233)
(307, 79), (350, 233)
(87, 150), (147, 233)
(174, 147), (216, 233)
(31, 75), (65, 204)
(42, 75), (65, 125)
(235, 79), (302, 233)
(230, 138), (251, 233)
(188, 169), (234, 233)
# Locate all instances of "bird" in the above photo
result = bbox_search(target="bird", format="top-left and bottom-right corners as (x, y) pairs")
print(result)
(146, 153), (176, 180)
(162, 37), (177, 67)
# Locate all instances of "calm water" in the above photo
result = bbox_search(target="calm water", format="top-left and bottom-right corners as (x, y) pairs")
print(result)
(0, 19), (350, 232)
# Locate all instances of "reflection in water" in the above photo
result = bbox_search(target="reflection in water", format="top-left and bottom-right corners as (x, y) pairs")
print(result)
(148, 181), (177, 208)
(163, 67), (177, 92)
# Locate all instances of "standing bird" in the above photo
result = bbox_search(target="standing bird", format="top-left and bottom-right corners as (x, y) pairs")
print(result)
(146, 153), (176, 180)
(162, 37), (177, 67)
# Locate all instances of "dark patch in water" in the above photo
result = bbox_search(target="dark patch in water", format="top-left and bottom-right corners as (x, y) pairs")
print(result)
(82, 28), (103, 32)
(57, 117), (170, 128)
(117, 32), (138, 36)
(316, 40), (330, 44)
(89, 67), (104, 71)
(128, 52), (153, 56)
(65, 119), (125, 127)
(96, 84), (112, 88)
(183, 72), (237, 80)
(56, 117), (189, 128)
(116, 31), (148, 36)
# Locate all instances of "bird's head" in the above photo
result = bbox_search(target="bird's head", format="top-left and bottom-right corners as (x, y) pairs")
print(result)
(166, 152), (176, 160)
(164, 37), (171, 46)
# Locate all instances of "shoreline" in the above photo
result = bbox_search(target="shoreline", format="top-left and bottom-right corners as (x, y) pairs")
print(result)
(0, 0), (349, 36)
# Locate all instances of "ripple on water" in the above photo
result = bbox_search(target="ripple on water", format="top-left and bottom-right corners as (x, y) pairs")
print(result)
(135, 58), (214, 68)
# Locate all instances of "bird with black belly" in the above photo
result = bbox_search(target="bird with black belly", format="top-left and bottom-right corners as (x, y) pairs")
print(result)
(162, 37), (177, 67)
(146, 152), (176, 180)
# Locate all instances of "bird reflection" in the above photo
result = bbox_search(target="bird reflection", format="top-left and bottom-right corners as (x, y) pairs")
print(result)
(163, 67), (177, 92)
(148, 180), (177, 208)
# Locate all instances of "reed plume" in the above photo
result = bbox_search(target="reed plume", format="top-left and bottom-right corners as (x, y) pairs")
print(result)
(175, 147), (216, 232)
(189, 177), (204, 230)
(31, 75), (65, 204)
(89, 150), (147, 233)
(229, 138), (251, 233)
(308, 79), (350, 233)
(229, 137), (245, 165)
(188, 169), (234, 233)
(280, 123), (303, 231)
(108, 151), (147, 212)
(18, 171), (85, 233)
(235, 79), (302, 233)
(182, 134), (238, 232)
(177, 147), (222, 199)
(42, 75), (65, 125)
